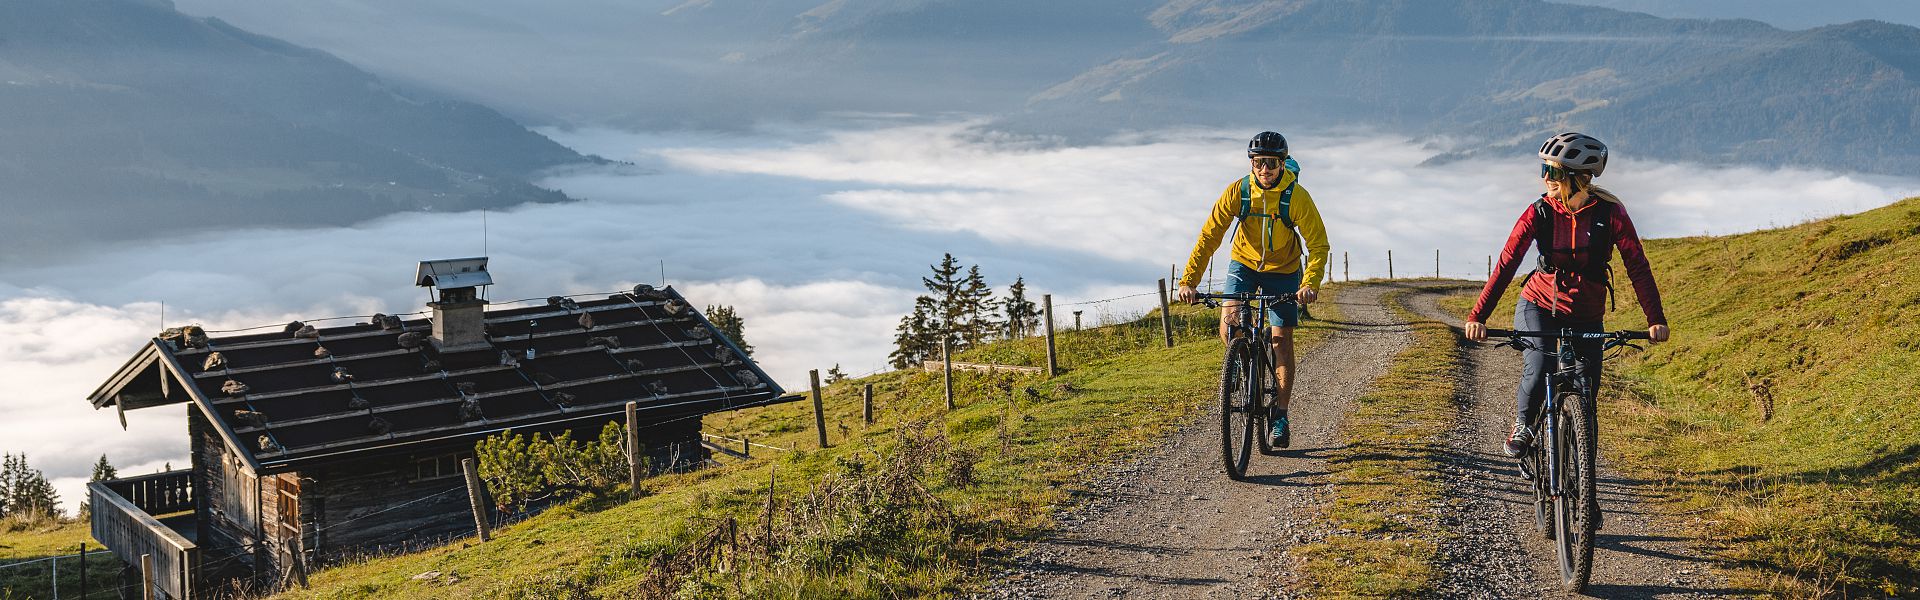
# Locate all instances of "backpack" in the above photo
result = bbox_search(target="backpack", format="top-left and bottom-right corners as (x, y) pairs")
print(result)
(1236, 175), (1302, 271)
(1528, 197), (1615, 309)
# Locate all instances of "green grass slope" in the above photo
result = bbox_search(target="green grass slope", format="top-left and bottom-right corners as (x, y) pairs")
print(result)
(0, 519), (120, 599)
(272, 288), (1346, 598)
(1601, 197), (1920, 598)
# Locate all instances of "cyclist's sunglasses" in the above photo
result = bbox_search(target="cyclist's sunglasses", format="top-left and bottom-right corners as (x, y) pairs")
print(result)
(1540, 163), (1573, 180)
(1251, 156), (1285, 170)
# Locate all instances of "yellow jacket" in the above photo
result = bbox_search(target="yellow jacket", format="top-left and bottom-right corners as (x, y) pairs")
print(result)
(1179, 169), (1330, 290)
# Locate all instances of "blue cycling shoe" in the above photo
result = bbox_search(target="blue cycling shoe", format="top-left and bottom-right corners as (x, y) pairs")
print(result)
(1270, 411), (1290, 448)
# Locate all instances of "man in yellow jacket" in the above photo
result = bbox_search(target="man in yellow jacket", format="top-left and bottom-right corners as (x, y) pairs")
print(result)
(1176, 131), (1330, 448)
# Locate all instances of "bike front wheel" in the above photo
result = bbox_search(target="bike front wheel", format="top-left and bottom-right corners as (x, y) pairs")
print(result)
(1553, 392), (1598, 592)
(1220, 338), (1257, 480)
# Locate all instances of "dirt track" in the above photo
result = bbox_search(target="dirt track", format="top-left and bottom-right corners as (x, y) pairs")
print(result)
(988, 283), (1412, 599)
(1404, 285), (1744, 599)
(984, 281), (1746, 598)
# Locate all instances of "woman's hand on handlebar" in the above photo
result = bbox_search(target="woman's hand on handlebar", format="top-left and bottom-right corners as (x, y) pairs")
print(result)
(1650, 323), (1669, 344)
(1177, 284), (1198, 305)
(1464, 321), (1488, 342)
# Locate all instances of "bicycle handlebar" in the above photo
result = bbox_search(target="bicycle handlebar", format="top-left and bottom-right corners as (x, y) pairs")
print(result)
(1484, 329), (1650, 340)
(1192, 291), (1296, 308)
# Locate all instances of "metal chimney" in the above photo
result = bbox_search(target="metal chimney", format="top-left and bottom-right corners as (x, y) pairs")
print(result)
(415, 258), (493, 352)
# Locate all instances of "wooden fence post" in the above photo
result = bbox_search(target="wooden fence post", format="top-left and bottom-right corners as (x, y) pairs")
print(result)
(78, 544), (87, 600)
(810, 369), (828, 449)
(1042, 295), (1058, 377)
(1157, 278), (1174, 348)
(942, 339), (956, 410)
(462, 458), (491, 542)
(1488, 255), (1493, 281)
(626, 401), (643, 490)
(1073, 310), (1082, 331)
(141, 553), (154, 600)
(1344, 251), (1350, 282)
(1388, 250), (1394, 279)
(743, 435), (751, 458)
(1435, 249), (1441, 279)
(862, 384), (874, 425)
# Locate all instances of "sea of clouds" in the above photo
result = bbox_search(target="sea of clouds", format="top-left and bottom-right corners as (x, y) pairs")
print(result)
(5, 119), (1916, 512)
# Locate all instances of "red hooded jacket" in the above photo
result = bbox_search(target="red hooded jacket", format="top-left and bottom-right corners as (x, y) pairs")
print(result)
(1469, 193), (1666, 326)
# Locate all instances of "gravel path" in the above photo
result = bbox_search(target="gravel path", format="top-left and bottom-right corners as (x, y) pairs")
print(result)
(986, 283), (1417, 599)
(1403, 285), (1744, 599)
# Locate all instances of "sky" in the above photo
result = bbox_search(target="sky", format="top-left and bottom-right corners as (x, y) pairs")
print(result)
(5, 118), (1919, 513)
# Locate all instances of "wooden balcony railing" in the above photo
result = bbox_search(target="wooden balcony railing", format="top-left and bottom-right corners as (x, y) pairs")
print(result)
(91, 472), (199, 599)
(103, 469), (195, 515)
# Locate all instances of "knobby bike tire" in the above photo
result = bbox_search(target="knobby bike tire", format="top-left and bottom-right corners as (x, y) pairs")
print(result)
(1255, 359), (1276, 455)
(1531, 445), (1552, 538)
(1554, 392), (1599, 592)
(1220, 337), (1256, 480)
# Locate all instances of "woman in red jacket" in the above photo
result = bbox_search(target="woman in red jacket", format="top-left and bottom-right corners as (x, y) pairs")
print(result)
(1464, 133), (1671, 457)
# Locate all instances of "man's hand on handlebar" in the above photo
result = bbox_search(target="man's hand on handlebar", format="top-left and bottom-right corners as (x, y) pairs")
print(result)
(1177, 284), (1198, 305)
(1298, 287), (1318, 304)
(1464, 321), (1488, 342)
(1649, 323), (1669, 344)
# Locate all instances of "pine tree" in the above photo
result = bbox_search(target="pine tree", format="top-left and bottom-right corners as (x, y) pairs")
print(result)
(889, 297), (938, 370)
(0, 453), (17, 517)
(81, 454), (117, 519)
(705, 305), (753, 356)
(921, 253), (966, 350)
(1004, 276), (1040, 338)
(957, 265), (1000, 347)
(2, 453), (60, 522)
(825, 364), (847, 384)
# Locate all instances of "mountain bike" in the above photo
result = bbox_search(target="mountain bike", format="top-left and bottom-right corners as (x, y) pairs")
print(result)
(1197, 291), (1297, 480)
(1484, 328), (1649, 592)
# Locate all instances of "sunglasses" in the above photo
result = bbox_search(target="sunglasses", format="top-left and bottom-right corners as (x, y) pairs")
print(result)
(1252, 157), (1284, 170)
(1540, 163), (1573, 180)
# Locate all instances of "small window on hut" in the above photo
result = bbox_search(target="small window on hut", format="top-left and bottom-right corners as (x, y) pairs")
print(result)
(413, 451), (473, 482)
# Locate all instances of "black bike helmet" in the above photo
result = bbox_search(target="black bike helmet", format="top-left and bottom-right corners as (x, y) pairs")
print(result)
(1538, 132), (1607, 177)
(1247, 131), (1289, 159)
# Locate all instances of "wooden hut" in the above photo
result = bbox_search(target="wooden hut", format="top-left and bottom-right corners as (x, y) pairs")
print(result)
(83, 262), (783, 598)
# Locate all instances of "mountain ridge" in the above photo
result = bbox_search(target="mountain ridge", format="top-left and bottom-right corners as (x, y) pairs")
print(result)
(0, 0), (595, 262)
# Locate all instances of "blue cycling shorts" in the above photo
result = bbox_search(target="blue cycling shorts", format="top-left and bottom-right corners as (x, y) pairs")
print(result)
(1224, 260), (1301, 328)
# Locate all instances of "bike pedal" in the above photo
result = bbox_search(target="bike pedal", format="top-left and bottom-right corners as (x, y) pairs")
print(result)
(1517, 459), (1534, 480)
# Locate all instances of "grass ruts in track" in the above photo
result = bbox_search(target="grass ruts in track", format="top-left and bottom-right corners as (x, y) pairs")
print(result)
(990, 283), (1414, 600)
(1287, 281), (1469, 599)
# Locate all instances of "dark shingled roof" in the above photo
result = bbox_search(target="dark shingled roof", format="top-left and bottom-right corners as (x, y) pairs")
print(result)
(88, 286), (784, 471)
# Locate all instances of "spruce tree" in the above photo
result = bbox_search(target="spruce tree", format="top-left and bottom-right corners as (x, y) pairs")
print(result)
(921, 253), (966, 350)
(2, 453), (60, 522)
(825, 364), (847, 384)
(957, 265), (999, 347)
(705, 304), (753, 356)
(81, 454), (117, 518)
(889, 297), (938, 369)
(1004, 276), (1039, 338)
(0, 453), (17, 517)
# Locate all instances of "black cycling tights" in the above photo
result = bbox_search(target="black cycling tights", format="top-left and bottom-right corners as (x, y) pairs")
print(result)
(1514, 298), (1603, 427)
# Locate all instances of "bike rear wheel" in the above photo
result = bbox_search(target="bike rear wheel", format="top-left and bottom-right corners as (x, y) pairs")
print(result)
(1220, 338), (1257, 480)
(1553, 393), (1598, 592)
